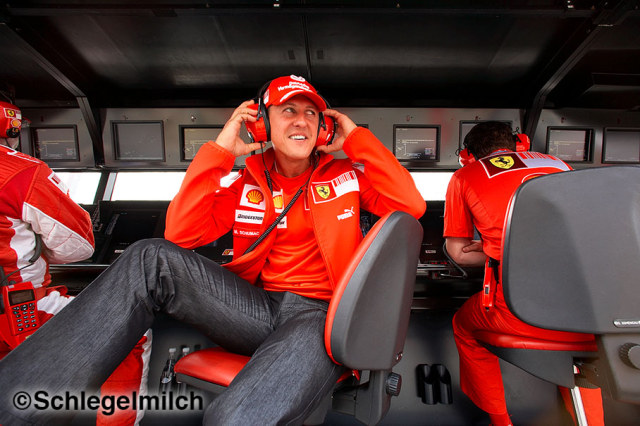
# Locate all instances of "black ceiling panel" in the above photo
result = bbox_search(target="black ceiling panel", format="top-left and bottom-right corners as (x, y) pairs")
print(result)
(1, 1), (638, 110)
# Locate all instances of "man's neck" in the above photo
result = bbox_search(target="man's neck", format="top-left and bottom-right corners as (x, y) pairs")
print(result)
(274, 157), (312, 178)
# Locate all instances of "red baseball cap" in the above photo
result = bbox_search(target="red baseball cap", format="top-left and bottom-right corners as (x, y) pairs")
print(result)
(263, 75), (327, 111)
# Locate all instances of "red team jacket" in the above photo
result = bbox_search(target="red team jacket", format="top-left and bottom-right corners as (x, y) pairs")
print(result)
(165, 127), (426, 300)
(444, 150), (571, 261)
(0, 146), (94, 290)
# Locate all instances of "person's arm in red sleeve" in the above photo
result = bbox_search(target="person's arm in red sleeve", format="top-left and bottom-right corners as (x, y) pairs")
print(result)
(24, 163), (94, 264)
(165, 100), (264, 249)
(319, 110), (426, 219)
(443, 172), (486, 267)
(164, 142), (239, 249)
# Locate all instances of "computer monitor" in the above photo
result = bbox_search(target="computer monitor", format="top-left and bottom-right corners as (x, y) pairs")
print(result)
(112, 121), (165, 161)
(602, 128), (640, 164)
(93, 201), (169, 264)
(545, 127), (592, 162)
(393, 125), (440, 162)
(181, 125), (223, 161)
(31, 126), (79, 161)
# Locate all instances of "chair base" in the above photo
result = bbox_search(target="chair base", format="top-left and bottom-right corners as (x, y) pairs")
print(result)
(481, 343), (597, 389)
(473, 330), (598, 388)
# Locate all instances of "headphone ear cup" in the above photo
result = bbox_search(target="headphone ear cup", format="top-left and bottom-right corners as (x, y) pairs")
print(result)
(245, 102), (270, 143)
(0, 115), (12, 138)
(515, 133), (530, 152)
(458, 148), (475, 167)
(0, 103), (21, 139)
(316, 114), (335, 147)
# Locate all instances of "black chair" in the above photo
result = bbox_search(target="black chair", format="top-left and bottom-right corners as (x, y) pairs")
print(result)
(175, 211), (423, 425)
(473, 166), (640, 424)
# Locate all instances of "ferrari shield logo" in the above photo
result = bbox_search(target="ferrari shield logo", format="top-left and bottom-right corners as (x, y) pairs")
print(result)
(490, 156), (515, 170)
(315, 185), (331, 199)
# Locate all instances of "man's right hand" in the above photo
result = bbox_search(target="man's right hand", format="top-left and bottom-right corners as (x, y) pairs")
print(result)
(214, 100), (266, 157)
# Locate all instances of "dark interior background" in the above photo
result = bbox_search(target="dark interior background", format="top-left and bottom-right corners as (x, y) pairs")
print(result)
(1, 0), (639, 139)
(5, 3), (640, 424)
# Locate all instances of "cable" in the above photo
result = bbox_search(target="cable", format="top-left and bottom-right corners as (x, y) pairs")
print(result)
(245, 156), (317, 255)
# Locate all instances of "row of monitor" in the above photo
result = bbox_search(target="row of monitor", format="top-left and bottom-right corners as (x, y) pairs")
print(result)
(29, 121), (640, 165)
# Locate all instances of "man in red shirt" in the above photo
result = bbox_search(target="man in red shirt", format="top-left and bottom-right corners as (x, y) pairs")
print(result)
(0, 100), (151, 425)
(444, 121), (603, 426)
(0, 77), (425, 425)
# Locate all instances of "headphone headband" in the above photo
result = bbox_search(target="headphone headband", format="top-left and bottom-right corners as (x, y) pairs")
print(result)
(458, 132), (530, 167)
(245, 76), (335, 146)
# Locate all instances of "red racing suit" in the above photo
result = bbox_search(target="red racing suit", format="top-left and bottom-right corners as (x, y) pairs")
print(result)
(165, 127), (426, 298)
(0, 145), (152, 425)
(444, 149), (603, 423)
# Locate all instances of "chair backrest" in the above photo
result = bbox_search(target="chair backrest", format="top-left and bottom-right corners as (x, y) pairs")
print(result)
(502, 166), (640, 333)
(501, 166), (640, 403)
(325, 210), (423, 370)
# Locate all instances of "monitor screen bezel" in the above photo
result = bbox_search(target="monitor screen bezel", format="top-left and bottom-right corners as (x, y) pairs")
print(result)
(112, 120), (166, 162)
(179, 125), (224, 162)
(602, 127), (640, 164)
(545, 126), (593, 163)
(393, 124), (441, 164)
(31, 125), (80, 162)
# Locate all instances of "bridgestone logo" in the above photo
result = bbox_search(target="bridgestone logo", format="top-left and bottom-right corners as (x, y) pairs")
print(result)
(238, 214), (262, 221)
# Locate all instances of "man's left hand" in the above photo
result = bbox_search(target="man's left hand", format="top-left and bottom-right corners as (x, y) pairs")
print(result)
(316, 109), (357, 154)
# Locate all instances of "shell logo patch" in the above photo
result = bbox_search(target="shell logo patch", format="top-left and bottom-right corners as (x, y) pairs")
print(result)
(246, 189), (264, 205)
(315, 185), (331, 199)
(490, 156), (515, 170)
(273, 194), (284, 209)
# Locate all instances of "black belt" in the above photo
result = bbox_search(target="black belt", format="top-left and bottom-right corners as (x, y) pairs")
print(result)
(487, 257), (500, 282)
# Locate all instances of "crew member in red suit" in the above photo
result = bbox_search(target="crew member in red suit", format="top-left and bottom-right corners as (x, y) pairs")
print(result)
(444, 121), (604, 426)
(0, 76), (425, 425)
(0, 100), (151, 425)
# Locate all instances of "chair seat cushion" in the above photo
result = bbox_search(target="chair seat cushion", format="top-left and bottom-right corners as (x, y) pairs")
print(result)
(174, 347), (250, 387)
(473, 330), (598, 352)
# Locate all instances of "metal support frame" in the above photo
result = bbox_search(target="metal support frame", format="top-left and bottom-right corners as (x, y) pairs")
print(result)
(522, 0), (636, 140)
(0, 22), (105, 164)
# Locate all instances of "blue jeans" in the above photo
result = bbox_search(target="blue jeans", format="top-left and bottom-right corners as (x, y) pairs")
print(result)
(0, 239), (345, 425)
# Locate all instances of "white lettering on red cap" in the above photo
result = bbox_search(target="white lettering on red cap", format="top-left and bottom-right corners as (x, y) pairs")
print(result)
(277, 81), (312, 94)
